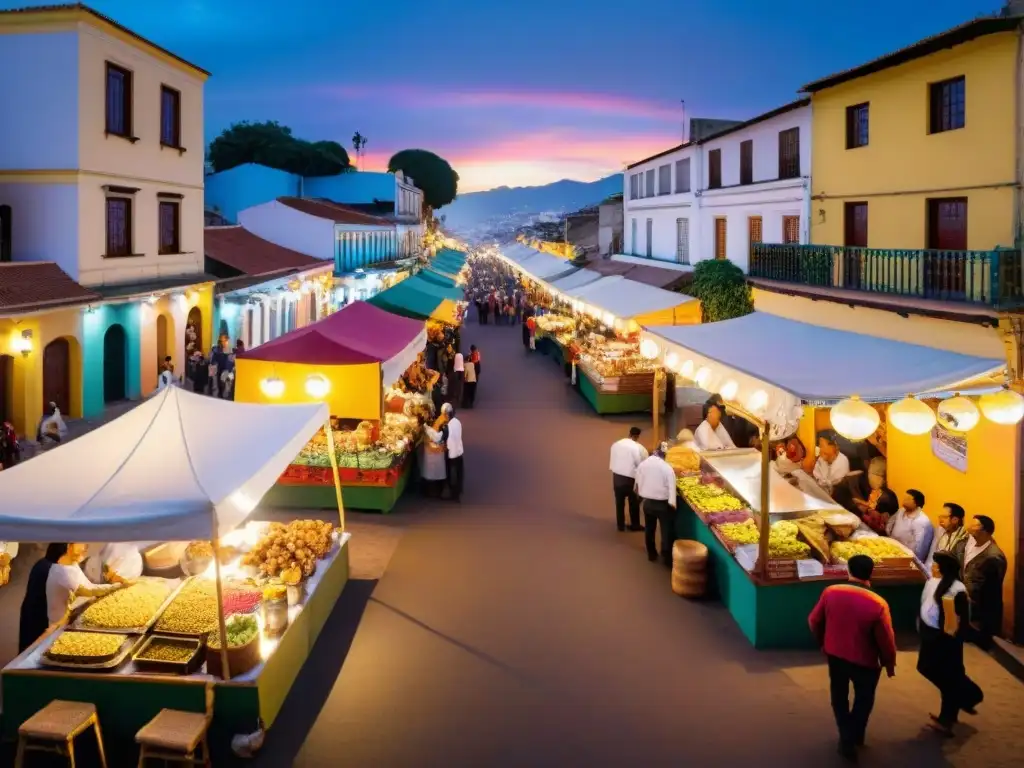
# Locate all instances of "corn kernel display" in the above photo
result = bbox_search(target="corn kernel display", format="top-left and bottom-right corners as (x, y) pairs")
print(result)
(155, 579), (220, 635)
(831, 538), (910, 564)
(137, 639), (197, 663)
(47, 631), (127, 660)
(78, 581), (173, 630)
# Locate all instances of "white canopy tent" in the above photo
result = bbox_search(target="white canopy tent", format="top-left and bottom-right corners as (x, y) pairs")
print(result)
(571, 278), (697, 320)
(546, 268), (603, 292)
(516, 251), (573, 279)
(0, 387), (329, 542)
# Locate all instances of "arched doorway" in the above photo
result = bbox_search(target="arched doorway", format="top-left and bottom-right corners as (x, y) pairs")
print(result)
(156, 314), (170, 376)
(103, 324), (127, 403)
(0, 354), (12, 425)
(186, 306), (202, 356)
(43, 338), (70, 415)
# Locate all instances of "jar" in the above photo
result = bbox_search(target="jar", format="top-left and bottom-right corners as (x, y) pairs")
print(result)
(262, 596), (289, 638)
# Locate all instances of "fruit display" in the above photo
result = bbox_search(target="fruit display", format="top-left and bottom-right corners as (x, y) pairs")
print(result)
(718, 520), (760, 545)
(715, 519), (811, 559)
(208, 614), (259, 650)
(136, 638), (196, 663)
(222, 584), (262, 615)
(241, 519), (335, 578)
(680, 480), (747, 513)
(534, 314), (576, 338)
(666, 445), (701, 474)
(47, 631), (127, 661)
(397, 356), (435, 393)
(185, 541), (214, 560)
(78, 580), (173, 631)
(831, 537), (912, 564)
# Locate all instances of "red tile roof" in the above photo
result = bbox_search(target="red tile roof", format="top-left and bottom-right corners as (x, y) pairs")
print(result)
(0, 262), (99, 312)
(277, 197), (395, 227)
(204, 226), (327, 277)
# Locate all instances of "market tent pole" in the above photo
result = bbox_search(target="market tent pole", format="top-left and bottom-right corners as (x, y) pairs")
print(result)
(211, 509), (232, 681)
(758, 425), (771, 578)
(652, 367), (662, 445)
(324, 415), (346, 532)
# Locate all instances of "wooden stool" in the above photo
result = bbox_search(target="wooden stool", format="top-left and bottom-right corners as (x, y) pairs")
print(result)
(135, 685), (213, 767)
(15, 700), (108, 768)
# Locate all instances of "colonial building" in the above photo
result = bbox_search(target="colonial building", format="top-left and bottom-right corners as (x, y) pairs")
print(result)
(0, 4), (213, 435)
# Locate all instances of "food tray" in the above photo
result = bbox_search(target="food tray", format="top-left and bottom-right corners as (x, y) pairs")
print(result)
(152, 577), (219, 638)
(71, 579), (185, 635)
(132, 635), (205, 675)
(40, 632), (143, 671)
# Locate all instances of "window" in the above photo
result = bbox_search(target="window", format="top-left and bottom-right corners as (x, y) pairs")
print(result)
(675, 158), (690, 193)
(631, 219), (637, 255)
(159, 200), (180, 254)
(160, 85), (181, 147)
(105, 197), (132, 256)
(630, 174), (639, 200)
(676, 218), (689, 264)
(645, 169), (655, 198)
(0, 204), (10, 263)
(105, 62), (133, 137)
(927, 198), (968, 251)
(844, 202), (868, 247)
(846, 103), (869, 148)
(708, 149), (722, 189)
(778, 127), (800, 179)
(714, 217), (727, 260)
(645, 218), (653, 258)
(740, 140), (753, 185)
(782, 215), (800, 244)
(658, 164), (671, 195)
(748, 216), (762, 245)
(930, 76), (965, 134)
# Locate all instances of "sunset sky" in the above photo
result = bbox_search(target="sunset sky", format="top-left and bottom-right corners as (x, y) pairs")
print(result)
(8, 0), (1002, 192)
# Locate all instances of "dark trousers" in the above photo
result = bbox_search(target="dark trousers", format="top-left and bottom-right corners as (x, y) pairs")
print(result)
(643, 499), (674, 563)
(445, 454), (464, 501)
(463, 382), (477, 408)
(827, 655), (881, 748)
(612, 474), (640, 530)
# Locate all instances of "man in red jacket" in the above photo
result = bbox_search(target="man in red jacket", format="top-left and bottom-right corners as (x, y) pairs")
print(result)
(809, 554), (897, 761)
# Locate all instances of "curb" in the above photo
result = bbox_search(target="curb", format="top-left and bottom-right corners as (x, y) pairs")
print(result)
(993, 638), (1024, 683)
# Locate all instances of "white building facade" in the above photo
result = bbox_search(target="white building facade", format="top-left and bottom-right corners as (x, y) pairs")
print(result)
(623, 99), (811, 272)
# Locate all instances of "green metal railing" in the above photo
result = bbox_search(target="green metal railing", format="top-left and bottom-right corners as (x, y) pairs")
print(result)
(749, 243), (1024, 309)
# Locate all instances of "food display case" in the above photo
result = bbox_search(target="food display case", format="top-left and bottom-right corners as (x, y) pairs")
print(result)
(2, 522), (351, 749)
(673, 449), (926, 649)
(574, 336), (656, 414)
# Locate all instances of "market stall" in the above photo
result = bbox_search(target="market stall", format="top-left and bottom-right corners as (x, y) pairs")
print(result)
(235, 301), (433, 512)
(643, 313), (1018, 648)
(0, 387), (349, 750)
(367, 273), (463, 325)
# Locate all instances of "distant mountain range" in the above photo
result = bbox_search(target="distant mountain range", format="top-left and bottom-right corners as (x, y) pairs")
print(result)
(443, 174), (623, 228)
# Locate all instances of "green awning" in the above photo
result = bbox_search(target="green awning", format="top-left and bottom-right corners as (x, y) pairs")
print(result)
(418, 268), (457, 288)
(368, 275), (463, 321)
(433, 248), (467, 271)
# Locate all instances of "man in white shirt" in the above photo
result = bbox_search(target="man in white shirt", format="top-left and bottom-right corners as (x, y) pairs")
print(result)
(693, 403), (736, 452)
(439, 403), (465, 503)
(963, 514), (1007, 648)
(885, 489), (933, 562)
(635, 442), (677, 566)
(609, 427), (648, 532)
(811, 431), (851, 496)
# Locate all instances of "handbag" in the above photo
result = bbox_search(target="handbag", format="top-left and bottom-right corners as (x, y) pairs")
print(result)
(941, 593), (960, 637)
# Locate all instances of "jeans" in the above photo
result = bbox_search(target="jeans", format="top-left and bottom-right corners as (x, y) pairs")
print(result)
(612, 474), (640, 530)
(445, 454), (464, 501)
(643, 499), (674, 563)
(827, 655), (881, 748)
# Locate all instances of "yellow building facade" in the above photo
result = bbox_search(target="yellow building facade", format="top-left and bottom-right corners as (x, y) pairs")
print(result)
(807, 25), (1020, 251)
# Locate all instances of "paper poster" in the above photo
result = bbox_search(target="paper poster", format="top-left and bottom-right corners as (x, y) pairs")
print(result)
(931, 423), (967, 473)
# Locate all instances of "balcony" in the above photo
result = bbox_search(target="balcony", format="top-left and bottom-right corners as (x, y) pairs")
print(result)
(749, 243), (1024, 310)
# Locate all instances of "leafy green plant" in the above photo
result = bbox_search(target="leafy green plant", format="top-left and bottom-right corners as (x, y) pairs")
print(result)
(388, 149), (459, 210)
(689, 260), (754, 323)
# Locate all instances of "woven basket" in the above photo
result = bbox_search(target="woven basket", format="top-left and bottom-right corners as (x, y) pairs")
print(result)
(206, 635), (260, 678)
(671, 570), (707, 598)
(672, 540), (708, 568)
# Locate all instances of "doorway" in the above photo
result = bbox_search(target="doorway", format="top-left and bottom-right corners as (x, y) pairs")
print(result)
(156, 313), (170, 378)
(186, 306), (203, 356)
(0, 354), (12, 425)
(103, 324), (127, 403)
(42, 338), (70, 415)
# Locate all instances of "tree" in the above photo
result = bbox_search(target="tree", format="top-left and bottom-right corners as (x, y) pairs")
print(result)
(689, 260), (754, 323)
(388, 149), (459, 210)
(352, 132), (367, 166)
(208, 121), (350, 176)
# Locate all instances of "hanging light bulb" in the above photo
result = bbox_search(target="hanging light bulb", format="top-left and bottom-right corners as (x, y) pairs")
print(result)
(720, 379), (739, 402)
(260, 377), (285, 398)
(747, 389), (768, 413)
(887, 396), (936, 436)
(694, 366), (712, 389)
(680, 360), (695, 379)
(305, 374), (331, 399)
(639, 339), (660, 360)
(937, 395), (980, 433)
(830, 395), (880, 441)
(979, 388), (1024, 425)
(665, 352), (680, 371)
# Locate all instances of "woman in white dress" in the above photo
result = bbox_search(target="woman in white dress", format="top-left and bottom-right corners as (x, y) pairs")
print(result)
(693, 403), (736, 452)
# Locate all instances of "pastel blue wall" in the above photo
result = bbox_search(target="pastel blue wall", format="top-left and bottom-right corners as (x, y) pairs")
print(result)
(81, 303), (142, 417)
(335, 230), (398, 273)
(204, 163), (300, 224)
(213, 299), (243, 348)
(0, 31), (79, 169)
(304, 172), (395, 204)
(0, 181), (80, 278)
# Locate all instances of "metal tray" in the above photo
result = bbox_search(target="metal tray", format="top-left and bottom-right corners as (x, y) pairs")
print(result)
(132, 635), (205, 676)
(72, 578), (184, 635)
(40, 632), (143, 672)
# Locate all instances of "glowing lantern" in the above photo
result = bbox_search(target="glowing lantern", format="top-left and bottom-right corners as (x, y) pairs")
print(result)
(665, 352), (680, 372)
(979, 388), (1024, 425)
(639, 339), (660, 360)
(260, 377), (284, 398)
(602, 312), (616, 327)
(747, 389), (768, 413)
(830, 396), (880, 441)
(680, 360), (695, 379)
(694, 366), (712, 389)
(305, 374), (331, 399)
(720, 379), (738, 402)
(887, 396), (936, 436)
(936, 396), (980, 433)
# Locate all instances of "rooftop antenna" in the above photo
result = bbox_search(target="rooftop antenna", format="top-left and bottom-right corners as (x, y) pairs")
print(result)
(681, 100), (688, 144)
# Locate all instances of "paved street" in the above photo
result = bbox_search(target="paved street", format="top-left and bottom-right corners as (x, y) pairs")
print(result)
(249, 315), (1024, 768)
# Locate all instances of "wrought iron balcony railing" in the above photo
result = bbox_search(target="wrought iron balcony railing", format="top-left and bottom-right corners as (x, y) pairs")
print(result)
(749, 243), (1024, 309)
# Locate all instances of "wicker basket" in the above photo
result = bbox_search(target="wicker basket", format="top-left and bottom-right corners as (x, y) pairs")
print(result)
(206, 634), (260, 678)
(671, 570), (707, 598)
(672, 539), (708, 567)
